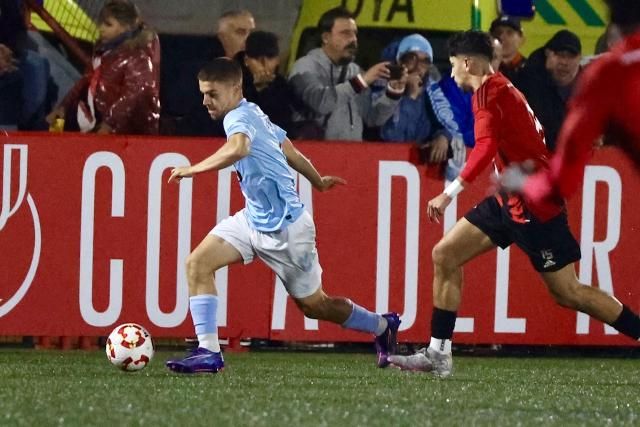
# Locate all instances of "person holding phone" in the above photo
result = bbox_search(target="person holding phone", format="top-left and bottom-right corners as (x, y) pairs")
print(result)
(288, 7), (406, 141)
(376, 34), (453, 164)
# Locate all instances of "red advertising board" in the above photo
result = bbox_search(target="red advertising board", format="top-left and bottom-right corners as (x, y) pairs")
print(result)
(1, 133), (638, 346)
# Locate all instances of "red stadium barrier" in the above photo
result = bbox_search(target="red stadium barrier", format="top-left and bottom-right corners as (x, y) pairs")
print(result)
(1, 133), (638, 346)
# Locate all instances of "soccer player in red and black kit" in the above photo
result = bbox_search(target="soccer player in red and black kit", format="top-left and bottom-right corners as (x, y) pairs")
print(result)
(388, 30), (640, 377)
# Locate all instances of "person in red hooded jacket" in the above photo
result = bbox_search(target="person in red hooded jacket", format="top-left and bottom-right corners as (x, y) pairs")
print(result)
(47, 0), (160, 134)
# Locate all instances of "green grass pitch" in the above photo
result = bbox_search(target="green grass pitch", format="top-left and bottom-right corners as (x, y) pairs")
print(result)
(0, 349), (638, 426)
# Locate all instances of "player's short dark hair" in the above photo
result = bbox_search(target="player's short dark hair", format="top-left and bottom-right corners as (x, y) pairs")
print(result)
(606, 0), (640, 33)
(198, 57), (242, 84)
(245, 31), (279, 59)
(318, 7), (354, 34)
(448, 30), (494, 62)
(99, 0), (140, 28)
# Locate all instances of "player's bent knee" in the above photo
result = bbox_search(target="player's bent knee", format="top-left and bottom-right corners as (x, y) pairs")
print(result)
(432, 241), (455, 268)
(185, 253), (214, 279)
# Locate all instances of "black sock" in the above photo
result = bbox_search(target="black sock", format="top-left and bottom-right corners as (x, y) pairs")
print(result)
(431, 308), (457, 340)
(610, 305), (640, 340)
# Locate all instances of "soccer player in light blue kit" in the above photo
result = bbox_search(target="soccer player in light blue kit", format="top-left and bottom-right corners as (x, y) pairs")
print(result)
(166, 58), (400, 373)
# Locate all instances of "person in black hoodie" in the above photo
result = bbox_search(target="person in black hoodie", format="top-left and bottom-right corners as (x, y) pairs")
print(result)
(161, 9), (255, 136)
(515, 30), (582, 152)
(235, 31), (293, 132)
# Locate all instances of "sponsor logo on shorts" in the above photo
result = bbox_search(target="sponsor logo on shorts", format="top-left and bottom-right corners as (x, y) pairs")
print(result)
(541, 249), (556, 269)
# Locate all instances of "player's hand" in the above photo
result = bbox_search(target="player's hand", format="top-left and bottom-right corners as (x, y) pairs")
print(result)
(95, 123), (112, 134)
(421, 136), (449, 163)
(252, 68), (276, 89)
(427, 193), (452, 223)
(405, 71), (423, 97)
(46, 106), (65, 125)
(316, 176), (347, 192)
(362, 61), (391, 85)
(0, 44), (17, 75)
(388, 67), (408, 92)
(168, 166), (194, 183)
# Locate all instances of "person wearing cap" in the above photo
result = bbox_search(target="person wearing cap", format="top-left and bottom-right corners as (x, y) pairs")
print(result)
(235, 31), (293, 131)
(490, 16), (527, 81)
(376, 34), (452, 165)
(515, 30), (582, 151)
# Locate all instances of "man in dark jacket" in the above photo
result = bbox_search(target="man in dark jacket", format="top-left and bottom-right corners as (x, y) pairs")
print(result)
(161, 9), (255, 136)
(235, 31), (293, 132)
(515, 30), (582, 151)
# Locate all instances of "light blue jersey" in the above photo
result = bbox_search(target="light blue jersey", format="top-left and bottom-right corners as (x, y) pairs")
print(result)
(223, 99), (304, 232)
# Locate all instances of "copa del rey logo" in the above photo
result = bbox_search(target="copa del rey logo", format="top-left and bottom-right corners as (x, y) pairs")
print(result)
(0, 144), (41, 317)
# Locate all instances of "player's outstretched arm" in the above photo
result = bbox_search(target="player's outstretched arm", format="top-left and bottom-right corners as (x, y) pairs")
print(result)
(168, 133), (250, 183)
(281, 138), (346, 192)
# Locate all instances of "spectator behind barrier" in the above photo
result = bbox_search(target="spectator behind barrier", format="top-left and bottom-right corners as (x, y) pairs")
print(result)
(585, 23), (624, 67)
(288, 6), (405, 141)
(490, 16), (527, 82)
(375, 35), (452, 159)
(427, 74), (474, 181)
(0, 0), (57, 131)
(595, 24), (623, 54)
(235, 31), (293, 132)
(163, 9), (255, 136)
(515, 30), (582, 151)
(217, 10), (256, 58)
(47, 0), (160, 135)
(374, 34), (474, 180)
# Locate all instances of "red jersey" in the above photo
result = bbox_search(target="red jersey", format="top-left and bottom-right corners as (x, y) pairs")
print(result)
(524, 31), (640, 221)
(460, 72), (551, 221)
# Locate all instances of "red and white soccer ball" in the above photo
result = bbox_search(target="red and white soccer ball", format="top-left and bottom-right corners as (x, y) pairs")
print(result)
(106, 323), (154, 371)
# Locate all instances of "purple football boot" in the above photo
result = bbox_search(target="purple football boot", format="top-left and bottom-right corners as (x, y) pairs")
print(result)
(374, 312), (401, 368)
(166, 347), (224, 374)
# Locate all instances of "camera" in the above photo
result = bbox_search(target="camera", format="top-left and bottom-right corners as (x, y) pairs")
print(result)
(387, 64), (404, 80)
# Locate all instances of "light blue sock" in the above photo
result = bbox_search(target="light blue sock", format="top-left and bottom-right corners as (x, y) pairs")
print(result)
(190, 294), (218, 334)
(342, 302), (385, 335)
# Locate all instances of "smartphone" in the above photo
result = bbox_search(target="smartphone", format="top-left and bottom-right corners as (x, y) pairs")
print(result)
(387, 64), (404, 80)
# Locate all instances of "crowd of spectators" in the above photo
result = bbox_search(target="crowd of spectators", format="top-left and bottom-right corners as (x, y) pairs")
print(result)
(1, 1), (617, 169)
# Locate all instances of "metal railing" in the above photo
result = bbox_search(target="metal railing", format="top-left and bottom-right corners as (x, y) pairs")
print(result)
(26, 0), (103, 68)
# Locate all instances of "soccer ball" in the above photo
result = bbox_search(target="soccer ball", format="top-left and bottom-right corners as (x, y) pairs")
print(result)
(106, 323), (154, 371)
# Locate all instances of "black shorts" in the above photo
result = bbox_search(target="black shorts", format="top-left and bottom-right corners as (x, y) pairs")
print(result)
(464, 196), (581, 272)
